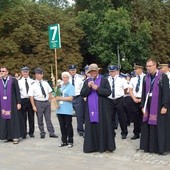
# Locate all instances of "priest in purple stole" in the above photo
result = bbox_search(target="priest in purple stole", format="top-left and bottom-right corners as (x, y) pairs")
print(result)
(140, 58), (170, 155)
(0, 67), (21, 144)
(80, 63), (116, 153)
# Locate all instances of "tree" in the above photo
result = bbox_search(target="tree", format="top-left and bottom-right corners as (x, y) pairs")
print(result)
(0, 1), (83, 79)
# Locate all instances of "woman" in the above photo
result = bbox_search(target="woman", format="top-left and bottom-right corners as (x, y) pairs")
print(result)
(80, 63), (116, 153)
(55, 71), (75, 148)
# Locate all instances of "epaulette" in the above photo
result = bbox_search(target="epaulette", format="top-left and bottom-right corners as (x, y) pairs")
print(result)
(31, 82), (35, 85)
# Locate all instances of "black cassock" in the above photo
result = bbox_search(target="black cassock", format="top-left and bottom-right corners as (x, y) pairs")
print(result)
(0, 77), (22, 140)
(140, 73), (170, 154)
(80, 77), (116, 153)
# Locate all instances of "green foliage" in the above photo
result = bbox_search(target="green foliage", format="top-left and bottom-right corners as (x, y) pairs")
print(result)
(0, 0), (83, 79)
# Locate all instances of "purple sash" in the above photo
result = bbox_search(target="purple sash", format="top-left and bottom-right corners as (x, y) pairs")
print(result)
(87, 75), (101, 122)
(0, 76), (12, 119)
(143, 70), (161, 125)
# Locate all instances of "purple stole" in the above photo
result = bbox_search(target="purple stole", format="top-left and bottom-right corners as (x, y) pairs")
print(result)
(87, 75), (102, 123)
(0, 76), (12, 119)
(143, 70), (161, 125)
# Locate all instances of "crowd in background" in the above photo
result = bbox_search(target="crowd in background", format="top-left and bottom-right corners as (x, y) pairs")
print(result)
(0, 58), (170, 155)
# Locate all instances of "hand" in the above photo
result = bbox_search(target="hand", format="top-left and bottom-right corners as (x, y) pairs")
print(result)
(161, 107), (167, 114)
(55, 96), (61, 101)
(88, 81), (94, 88)
(33, 106), (37, 112)
(17, 104), (21, 110)
(133, 98), (141, 103)
(142, 108), (147, 116)
(91, 84), (98, 91)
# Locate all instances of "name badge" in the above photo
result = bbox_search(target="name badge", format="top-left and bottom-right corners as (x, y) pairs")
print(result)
(3, 96), (7, 100)
(149, 93), (152, 97)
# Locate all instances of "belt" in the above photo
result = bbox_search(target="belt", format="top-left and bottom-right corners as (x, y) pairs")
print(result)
(21, 98), (30, 100)
(35, 100), (48, 102)
(113, 96), (123, 101)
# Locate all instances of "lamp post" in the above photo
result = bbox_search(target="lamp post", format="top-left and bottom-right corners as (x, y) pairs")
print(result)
(117, 45), (125, 69)
(117, 44), (121, 69)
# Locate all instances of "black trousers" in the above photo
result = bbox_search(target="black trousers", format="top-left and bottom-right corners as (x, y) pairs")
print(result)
(57, 114), (73, 144)
(131, 100), (142, 136)
(124, 96), (133, 125)
(109, 97), (128, 136)
(21, 98), (34, 136)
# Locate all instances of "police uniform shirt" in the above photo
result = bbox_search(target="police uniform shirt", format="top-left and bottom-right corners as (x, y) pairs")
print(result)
(28, 80), (52, 101)
(129, 73), (145, 98)
(108, 75), (129, 99)
(18, 76), (34, 99)
(165, 71), (170, 88)
(69, 74), (84, 96)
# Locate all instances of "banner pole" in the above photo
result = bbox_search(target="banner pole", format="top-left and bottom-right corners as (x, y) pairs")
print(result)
(54, 48), (58, 84)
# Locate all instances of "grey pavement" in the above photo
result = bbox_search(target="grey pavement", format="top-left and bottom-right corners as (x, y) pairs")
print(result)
(0, 104), (170, 170)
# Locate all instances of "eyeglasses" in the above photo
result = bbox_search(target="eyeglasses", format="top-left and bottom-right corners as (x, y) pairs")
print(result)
(145, 65), (154, 68)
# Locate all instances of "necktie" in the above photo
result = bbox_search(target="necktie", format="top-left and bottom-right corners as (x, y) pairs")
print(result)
(72, 76), (75, 86)
(39, 81), (46, 98)
(135, 76), (140, 92)
(25, 78), (29, 94)
(112, 78), (115, 98)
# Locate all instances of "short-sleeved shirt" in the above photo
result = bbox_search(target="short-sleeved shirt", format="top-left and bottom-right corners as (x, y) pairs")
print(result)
(69, 74), (83, 96)
(28, 80), (52, 101)
(18, 77), (34, 99)
(56, 82), (75, 115)
(129, 73), (145, 98)
(108, 75), (129, 99)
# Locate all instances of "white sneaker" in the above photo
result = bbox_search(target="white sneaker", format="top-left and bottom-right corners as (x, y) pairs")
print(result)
(68, 143), (73, 148)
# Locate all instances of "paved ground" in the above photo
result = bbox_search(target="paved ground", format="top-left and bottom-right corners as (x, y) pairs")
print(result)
(0, 105), (170, 170)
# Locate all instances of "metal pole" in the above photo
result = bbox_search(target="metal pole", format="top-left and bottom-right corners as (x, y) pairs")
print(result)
(54, 48), (58, 84)
(117, 44), (120, 69)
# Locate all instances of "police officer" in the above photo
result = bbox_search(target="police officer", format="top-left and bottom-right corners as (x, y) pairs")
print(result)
(108, 65), (128, 139)
(68, 65), (85, 136)
(18, 66), (35, 138)
(158, 63), (170, 87)
(129, 64), (145, 140)
(28, 68), (58, 139)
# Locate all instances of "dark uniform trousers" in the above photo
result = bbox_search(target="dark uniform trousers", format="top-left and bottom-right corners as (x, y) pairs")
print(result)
(72, 95), (85, 132)
(131, 100), (142, 136)
(21, 98), (34, 136)
(35, 100), (55, 136)
(109, 97), (128, 136)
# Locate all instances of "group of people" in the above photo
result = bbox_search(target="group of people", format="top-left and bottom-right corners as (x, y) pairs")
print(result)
(0, 57), (170, 155)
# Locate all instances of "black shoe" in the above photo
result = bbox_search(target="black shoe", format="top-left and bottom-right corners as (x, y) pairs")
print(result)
(131, 135), (140, 140)
(121, 135), (127, 139)
(50, 134), (58, 138)
(29, 134), (35, 138)
(78, 131), (84, 137)
(59, 142), (68, 147)
(40, 135), (45, 139)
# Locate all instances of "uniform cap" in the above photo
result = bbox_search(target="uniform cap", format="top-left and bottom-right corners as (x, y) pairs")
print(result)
(34, 68), (44, 74)
(108, 65), (119, 71)
(68, 64), (77, 70)
(21, 66), (29, 72)
(158, 63), (168, 69)
(133, 64), (143, 70)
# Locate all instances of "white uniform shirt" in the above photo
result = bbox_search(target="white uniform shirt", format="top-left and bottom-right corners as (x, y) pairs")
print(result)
(129, 73), (145, 98)
(18, 77), (34, 99)
(69, 74), (84, 96)
(28, 80), (52, 101)
(165, 71), (170, 88)
(108, 75), (129, 99)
